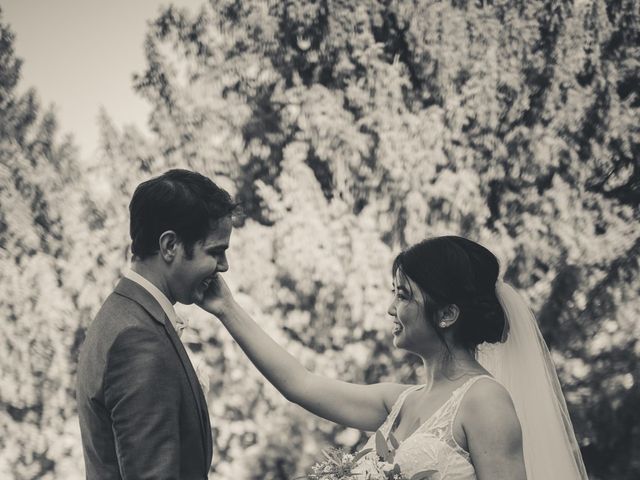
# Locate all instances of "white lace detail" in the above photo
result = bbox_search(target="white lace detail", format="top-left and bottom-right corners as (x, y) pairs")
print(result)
(354, 375), (496, 479)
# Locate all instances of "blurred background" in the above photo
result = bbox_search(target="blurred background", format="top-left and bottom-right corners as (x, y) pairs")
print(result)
(0, 0), (638, 478)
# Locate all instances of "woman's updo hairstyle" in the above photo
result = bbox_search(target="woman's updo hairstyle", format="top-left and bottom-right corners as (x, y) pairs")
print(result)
(392, 236), (506, 351)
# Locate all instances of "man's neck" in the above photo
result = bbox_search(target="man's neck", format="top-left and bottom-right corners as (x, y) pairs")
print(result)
(131, 260), (175, 304)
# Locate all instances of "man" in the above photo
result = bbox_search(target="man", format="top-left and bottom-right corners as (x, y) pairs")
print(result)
(77, 169), (235, 479)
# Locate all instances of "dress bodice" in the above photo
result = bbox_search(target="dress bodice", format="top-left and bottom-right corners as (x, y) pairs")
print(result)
(354, 375), (495, 480)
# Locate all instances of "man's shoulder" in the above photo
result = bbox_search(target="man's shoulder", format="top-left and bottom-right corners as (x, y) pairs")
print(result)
(77, 288), (172, 404)
(80, 288), (161, 363)
(93, 290), (152, 331)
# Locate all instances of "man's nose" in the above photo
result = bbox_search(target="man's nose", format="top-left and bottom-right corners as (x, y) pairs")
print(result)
(217, 255), (229, 272)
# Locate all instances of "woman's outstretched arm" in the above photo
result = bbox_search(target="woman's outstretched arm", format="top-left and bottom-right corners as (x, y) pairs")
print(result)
(199, 275), (407, 432)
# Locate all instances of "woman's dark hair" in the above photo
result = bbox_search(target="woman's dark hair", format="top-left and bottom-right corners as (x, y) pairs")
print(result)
(392, 236), (506, 351)
(129, 169), (237, 260)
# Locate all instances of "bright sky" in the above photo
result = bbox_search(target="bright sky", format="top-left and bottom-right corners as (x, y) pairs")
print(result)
(2, 0), (203, 161)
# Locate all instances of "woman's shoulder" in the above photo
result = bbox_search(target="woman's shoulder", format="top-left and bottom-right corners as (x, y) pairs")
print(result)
(460, 376), (516, 416)
(374, 382), (418, 414)
(465, 375), (511, 400)
(458, 376), (522, 441)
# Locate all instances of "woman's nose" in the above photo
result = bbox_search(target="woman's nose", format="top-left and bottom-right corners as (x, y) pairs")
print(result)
(387, 301), (396, 317)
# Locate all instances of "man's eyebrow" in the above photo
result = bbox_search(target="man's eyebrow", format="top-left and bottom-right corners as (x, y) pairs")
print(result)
(206, 244), (229, 250)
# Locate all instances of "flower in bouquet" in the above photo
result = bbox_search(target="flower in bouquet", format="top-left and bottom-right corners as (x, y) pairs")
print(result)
(299, 446), (373, 479)
(364, 430), (436, 480)
(301, 430), (436, 480)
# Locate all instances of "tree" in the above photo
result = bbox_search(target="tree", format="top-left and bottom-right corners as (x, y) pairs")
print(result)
(90, 1), (637, 478)
(0, 10), (84, 478)
(2, 0), (637, 478)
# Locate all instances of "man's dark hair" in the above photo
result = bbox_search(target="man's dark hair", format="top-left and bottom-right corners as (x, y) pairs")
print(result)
(129, 169), (236, 260)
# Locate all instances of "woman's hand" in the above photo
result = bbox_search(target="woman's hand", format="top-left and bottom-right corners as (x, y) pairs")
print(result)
(197, 274), (237, 318)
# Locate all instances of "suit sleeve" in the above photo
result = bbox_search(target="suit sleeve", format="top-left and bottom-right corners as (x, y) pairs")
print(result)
(104, 326), (181, 480)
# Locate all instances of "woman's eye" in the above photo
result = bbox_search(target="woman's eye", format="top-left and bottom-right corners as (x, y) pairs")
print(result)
(392, 288), (408, 300)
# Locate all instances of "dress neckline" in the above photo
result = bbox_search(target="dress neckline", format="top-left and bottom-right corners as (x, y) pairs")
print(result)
(388, 374), (492, 445)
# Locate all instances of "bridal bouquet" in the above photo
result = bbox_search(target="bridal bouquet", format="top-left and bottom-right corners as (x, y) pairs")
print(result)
(300, 431), (435, 480)
(301, 447), (371, 479)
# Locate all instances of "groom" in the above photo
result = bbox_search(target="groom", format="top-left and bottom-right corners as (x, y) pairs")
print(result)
(76, 169), (235, 479)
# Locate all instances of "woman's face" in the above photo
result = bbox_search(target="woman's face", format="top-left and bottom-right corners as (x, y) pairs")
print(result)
(388, 269), (441, 356)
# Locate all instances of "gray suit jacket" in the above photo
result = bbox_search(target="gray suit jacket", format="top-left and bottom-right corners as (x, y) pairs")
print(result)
(77, 278), (213, 479)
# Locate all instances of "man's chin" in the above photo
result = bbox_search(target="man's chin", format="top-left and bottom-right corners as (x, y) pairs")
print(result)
(189, 288), (206, 305)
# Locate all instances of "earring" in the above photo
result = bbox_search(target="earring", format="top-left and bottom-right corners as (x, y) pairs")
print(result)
(439, 322), (447, 328)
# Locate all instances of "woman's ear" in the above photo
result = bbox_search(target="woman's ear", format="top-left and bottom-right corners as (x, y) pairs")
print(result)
(438, 304), (460, 328)
(158, 231), (178, 262)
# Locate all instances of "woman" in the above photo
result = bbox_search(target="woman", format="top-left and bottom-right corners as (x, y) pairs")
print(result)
(199, 236), (587, 479)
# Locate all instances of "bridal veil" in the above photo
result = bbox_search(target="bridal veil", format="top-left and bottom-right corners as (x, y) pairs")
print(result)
(477, 282), (589, 479)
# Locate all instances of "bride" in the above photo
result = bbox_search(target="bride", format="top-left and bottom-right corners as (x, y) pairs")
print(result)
(199, 236), (588, 479)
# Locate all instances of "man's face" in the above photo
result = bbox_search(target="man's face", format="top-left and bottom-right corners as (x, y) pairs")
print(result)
(169, 216), (233, 305)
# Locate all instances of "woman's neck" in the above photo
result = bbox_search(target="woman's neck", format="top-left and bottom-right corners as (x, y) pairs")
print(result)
(420, 344), (484, 389)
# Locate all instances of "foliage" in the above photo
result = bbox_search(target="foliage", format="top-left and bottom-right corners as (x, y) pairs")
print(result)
(0, 1), (638, 479)
(0, 10), (84, 478)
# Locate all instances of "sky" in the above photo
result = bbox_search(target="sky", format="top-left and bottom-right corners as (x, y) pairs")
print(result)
(2, 0), (203, 160)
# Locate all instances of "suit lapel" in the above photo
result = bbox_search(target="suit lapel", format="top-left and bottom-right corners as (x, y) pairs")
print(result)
(114, 278), (213, 471)
(162, 314), (213, 470)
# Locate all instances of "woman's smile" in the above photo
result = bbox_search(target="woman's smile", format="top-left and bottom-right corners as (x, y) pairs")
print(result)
(392, 320), (404, 335)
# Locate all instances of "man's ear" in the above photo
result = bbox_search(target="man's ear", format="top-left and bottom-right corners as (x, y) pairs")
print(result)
(158, 231), (179, 262)
(439, 304), (460, 329)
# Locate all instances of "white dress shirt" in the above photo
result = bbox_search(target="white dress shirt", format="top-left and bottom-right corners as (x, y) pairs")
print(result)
(123, 268), (186, 334)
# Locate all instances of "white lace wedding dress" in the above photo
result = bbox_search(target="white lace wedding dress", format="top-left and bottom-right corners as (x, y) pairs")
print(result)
(353, 375), (494, 479)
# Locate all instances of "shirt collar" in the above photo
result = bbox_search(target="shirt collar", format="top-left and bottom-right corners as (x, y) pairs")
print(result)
(124, 268), (178, 330)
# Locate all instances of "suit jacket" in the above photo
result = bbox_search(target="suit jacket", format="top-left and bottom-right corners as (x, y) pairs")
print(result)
(77, 278), (213, 479)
